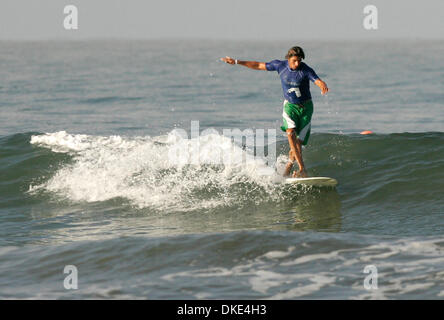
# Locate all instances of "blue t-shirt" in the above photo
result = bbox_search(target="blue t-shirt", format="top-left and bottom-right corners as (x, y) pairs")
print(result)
(266, 60), (319, 104)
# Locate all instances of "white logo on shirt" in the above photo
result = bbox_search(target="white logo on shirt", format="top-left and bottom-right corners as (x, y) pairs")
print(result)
(287, 87), (302, 97)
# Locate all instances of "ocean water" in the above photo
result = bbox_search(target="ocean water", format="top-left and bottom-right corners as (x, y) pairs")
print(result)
(0, 39), (443, 299)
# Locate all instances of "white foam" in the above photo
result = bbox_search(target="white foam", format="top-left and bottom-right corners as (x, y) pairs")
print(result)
(260, 246), (296, 260)
(153, 238), (444, 299)
(267, 274), (336, 299)
(30, 131), (282, 211)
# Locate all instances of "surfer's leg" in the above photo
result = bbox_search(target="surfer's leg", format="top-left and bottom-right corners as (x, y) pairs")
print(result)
(284, 129), (306, 177)
(281, 101), (307, 177)
(292, 138), (307, 178)
(284, 160), (294, 177)
(290, 100), (313, 177)
(284, 155), (294, 177)
(283, 130), (296, 177)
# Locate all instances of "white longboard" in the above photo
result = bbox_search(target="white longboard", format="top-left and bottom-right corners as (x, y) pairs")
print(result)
(285, 177), (338, 187)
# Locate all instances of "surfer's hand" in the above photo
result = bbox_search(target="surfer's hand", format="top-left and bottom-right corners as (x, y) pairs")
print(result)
(320, 84), (329, 95)
(221, 56), (236, 65)
(315, 79), (329, 95)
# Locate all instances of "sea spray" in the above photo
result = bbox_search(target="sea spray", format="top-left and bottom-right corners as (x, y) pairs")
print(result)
(30, 131), (291, 211)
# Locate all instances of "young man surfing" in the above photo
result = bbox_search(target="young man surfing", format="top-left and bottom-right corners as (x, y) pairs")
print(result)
(221, 46), (329, 178)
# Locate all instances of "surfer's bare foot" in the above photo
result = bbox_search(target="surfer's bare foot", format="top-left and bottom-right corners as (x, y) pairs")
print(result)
(292, 169), (308, 178)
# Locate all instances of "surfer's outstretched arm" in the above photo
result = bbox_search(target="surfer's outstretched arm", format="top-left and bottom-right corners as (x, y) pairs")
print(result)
(220, 56), (267, 70)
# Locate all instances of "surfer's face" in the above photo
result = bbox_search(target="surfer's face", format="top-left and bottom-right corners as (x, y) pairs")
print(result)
(288, 56), (301, 70)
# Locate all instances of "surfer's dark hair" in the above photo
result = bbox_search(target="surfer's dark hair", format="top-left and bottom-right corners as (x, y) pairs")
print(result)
(286, 46), (305, 60)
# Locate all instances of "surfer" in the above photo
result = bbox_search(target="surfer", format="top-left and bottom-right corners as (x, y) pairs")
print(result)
(221, 46), (328, 177)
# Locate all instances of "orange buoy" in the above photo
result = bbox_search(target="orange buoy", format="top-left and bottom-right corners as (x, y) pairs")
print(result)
(360, 130), (374, 135)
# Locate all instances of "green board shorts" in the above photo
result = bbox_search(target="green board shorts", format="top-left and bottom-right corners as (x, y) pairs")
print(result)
(280, 99), (314, 146)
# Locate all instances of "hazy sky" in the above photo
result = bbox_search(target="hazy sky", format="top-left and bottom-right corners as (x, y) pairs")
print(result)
(1, 0), (443, 40)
